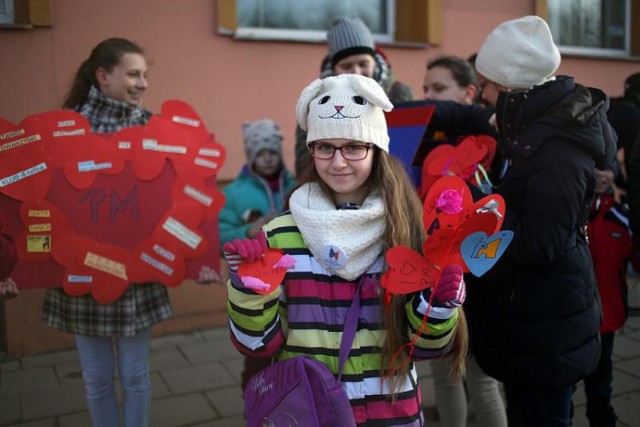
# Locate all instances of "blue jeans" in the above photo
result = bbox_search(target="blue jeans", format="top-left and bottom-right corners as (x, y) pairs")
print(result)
(507, 382), (574, 427)
(75, 329), (151, 427)
(582, 331), (617, 426)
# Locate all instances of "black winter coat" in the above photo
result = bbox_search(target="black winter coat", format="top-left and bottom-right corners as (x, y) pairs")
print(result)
(466, 76), (617, 388)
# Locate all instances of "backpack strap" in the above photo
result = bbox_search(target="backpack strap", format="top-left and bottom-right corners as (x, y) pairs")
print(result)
(337, 277), (364, 381)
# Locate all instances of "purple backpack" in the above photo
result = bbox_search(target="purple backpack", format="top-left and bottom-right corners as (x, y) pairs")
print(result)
(244, 356), (356, 426)
(244, 280), (364, 427)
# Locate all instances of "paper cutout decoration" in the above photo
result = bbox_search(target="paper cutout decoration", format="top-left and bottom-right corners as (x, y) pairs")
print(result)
(237, 250), (293, 295)
(381, 246), (439, 295)
(420, 135), (497, 201)
(461, 230), (514, 277)
(0, 101), (227, 303)
(383, 175), (508, 297)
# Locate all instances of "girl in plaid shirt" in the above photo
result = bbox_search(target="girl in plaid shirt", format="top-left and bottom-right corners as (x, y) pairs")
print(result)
(41, 38), (171, 427)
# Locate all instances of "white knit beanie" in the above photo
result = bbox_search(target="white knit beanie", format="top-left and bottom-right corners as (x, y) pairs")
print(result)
(475, 15), (561, 90)
(327, 17), (376, 67)
(295, 74), (393, 152)
(242, 119), (283, 166)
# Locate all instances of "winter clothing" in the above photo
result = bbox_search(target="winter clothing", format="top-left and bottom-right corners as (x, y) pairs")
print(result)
(242, 119), (283, 169)
(327, 16), (376, 66)
(475, 16), (560, 90)
(219, 164), (296, 244)
(78, 86), (152, 133)
(580, 193), (630, 426)
(288, 183), (385, 281)
(42, 86), (171, 337)
(227, 206), (460, 426)
(587, 194), (630, 333)
(466, 76), (617, 389)
(296, 74), (393, 150)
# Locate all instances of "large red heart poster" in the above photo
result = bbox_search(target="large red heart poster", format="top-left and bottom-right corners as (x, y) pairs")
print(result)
(0, 101), (227, 303)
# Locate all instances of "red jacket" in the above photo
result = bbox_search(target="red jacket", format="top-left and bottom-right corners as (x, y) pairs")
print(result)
(0, 211), (17, 280)
(587, 194), (630, 333)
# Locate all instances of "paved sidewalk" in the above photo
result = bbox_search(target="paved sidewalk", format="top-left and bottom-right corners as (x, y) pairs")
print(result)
(1, 316), (640, 427)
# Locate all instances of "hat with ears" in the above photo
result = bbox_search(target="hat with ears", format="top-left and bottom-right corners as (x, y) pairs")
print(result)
(242, 119), (283, 167)
(327, 17), (376, 67)
(475, 15), (561, 90)
(296, 74), (393, 152)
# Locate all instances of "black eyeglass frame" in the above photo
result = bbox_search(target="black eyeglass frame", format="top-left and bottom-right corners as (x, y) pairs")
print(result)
(308, 142), (374, 161)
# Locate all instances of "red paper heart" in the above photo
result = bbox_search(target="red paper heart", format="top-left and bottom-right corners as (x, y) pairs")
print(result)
(237, 249), (287, 295)
(172, 178), (226, 222)
(161, 100), (210, 141)
(134, 239), (186, 287)
(427, 137), (488, 178)
(422, 176), (473, 235)
(62, 239), (134, 303)
(154, 200), (207, 258)
(62, 133), (126, 189)
(382, 246), (440, 294)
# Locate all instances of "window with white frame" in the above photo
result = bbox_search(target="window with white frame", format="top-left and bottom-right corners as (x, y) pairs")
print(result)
(545, 0), (633, 57)
(217, 0), (443, 46)
(235, 0), (393, 43)
(0, 0), (14, 24)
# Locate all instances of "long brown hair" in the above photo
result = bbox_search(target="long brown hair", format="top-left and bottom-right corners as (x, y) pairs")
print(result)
(291, 149), (468, 396)
(62, 38), (144, 109)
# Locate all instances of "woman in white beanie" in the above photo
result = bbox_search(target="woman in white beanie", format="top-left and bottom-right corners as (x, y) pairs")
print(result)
(294, 16), (414, 177)
(462, 15), (618, 427)
(224, 74), (468, 425)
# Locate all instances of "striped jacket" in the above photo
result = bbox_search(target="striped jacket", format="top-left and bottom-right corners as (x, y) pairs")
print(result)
(227, 213), (459, 426)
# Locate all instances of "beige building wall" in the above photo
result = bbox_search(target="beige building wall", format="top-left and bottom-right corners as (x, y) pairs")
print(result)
(0, 0), (638, 355)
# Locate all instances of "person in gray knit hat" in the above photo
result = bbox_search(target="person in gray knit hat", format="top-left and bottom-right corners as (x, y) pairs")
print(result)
(294, 16), (414, 177)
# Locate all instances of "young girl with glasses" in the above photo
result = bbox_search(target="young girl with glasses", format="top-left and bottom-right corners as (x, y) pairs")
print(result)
(224, 73), (468, 426)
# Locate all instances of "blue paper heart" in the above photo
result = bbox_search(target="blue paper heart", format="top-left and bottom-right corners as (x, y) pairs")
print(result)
(461, 230), (514, 277)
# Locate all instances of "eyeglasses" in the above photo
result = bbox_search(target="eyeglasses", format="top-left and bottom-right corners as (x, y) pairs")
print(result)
(309, 142), (373, 161)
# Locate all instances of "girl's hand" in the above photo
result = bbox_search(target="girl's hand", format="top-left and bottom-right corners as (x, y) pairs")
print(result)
(0, 278), (19, 301)
(223, 230), (268, 271)
(423, 265), (466, 308)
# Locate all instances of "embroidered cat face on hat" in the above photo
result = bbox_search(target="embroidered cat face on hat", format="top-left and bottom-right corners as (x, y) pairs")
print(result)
(295, 74), (393, 152)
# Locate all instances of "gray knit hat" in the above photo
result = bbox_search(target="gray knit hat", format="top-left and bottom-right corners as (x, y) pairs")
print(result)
(327, 17), (376, 67)
(242, 119), (283, 167)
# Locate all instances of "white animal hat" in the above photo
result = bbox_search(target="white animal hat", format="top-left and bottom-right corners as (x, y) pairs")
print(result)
(295, 74), (393, 152)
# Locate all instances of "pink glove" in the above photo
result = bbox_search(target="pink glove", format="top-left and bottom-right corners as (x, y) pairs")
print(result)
(223, 230), (268, 271)
(424, 265), (466, 308)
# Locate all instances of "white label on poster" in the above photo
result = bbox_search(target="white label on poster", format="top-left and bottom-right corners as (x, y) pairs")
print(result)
(194, 157), (217, 169)
(162, 217), (202, 249)
(153, 244), (176, 261)
(172, 116), (200, 127)
(183, 185), (212, 206)
(0, 162), (47, 187)
(198, 148), (221, 157)
(84, 252), (128, 281)
(140, 252), (174, 276)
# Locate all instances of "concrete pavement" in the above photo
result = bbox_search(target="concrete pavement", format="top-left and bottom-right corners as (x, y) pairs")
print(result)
(1, 316), (640, 426)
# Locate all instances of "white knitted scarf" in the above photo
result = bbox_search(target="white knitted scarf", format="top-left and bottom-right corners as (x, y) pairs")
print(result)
(289, 182), (386, 280)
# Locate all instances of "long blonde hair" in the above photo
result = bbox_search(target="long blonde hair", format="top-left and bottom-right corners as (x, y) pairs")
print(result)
(292, 148), (468, 396)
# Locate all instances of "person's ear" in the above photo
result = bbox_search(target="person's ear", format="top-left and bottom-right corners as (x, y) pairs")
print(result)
(464, 84), (478, 105)
(95, 67), (109, 88)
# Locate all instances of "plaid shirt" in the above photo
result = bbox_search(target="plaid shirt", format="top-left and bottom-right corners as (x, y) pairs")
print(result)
(41, 86), (171, 337)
